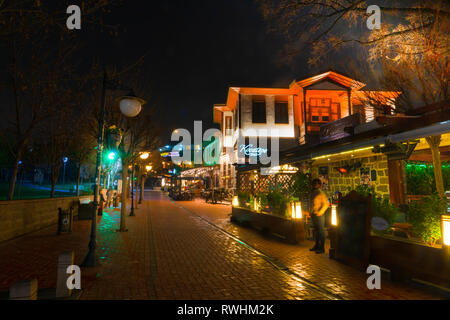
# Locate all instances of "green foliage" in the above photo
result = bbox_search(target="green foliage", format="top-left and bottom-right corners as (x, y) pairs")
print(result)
(407, 193), (446, 246)
(406, 162), (450, 195)
(354, 185), (399, 228)
(355, 184), (376, 197)
(256, 193), (269, 209)
(289, 171), (310, 199)
(372, 196), (400, 227)
(267, 191), (289, 217)
(238, 191), (250, 207)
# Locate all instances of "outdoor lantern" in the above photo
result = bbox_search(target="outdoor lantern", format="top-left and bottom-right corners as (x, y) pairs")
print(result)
(291, 202), (302, 219)
(232, 196), (239, 207)
(119, 91), (145, 118)
(140, 152), (150, 160)
(442, 215), (450, 247)
(253, 197), (259, 212)
(295, 202), (302, 219)
(146, 165), (152, 171)
(331, 204), (338, 226)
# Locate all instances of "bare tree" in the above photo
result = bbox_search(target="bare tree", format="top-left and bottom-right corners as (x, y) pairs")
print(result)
(115, 111), (160, 231)
(0, 0), (119, 200)
(257, 0), (449, 66)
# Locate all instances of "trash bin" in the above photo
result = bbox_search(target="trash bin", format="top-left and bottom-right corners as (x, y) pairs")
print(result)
(57, 207), (73, 235)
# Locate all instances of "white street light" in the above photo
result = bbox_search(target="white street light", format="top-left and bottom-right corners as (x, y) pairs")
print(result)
(119, 91), (146, 118)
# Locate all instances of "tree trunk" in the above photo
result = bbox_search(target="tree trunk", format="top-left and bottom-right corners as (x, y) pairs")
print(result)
(134, 176), (138, 209)
(8, 159), (20, 200)
(425, 135), (445, 197)
(76, 165), (81, 196)
(139, 176), (145, 204)
(51, 169), (58, 198)
(120, 159), (128, 231)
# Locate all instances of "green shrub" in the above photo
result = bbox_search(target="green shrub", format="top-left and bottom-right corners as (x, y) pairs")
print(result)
(354, 185), (399, 228)
(267, 191), (289, 217)
(406, 162), (450, 195)
(289, 171), (310, 200)
(407, 193), (446, 246)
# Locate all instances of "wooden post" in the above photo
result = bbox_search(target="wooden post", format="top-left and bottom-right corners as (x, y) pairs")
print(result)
(9, 279), (38, 300)
(388, 160), (407, 205)
(425, 135), (445, 197)
(56, 251), (74, 298)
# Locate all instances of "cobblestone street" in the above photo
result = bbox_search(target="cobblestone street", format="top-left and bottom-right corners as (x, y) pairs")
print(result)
(0, 191), (444, 300)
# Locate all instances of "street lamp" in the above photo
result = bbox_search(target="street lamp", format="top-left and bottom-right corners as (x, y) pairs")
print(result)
(140, 152), (150, 160)
(62, 157), (68, 185)
(82, 68), (145, 267)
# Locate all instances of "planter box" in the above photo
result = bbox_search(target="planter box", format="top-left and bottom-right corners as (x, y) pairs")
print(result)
(231, 207), (306, 244)
(370, 235), (450, 288)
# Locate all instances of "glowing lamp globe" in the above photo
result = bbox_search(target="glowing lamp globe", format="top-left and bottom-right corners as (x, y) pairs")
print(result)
(119, 92), (145, 118)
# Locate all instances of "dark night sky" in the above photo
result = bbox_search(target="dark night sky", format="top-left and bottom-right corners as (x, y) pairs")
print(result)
(0, 0), (375, 145)
(93, 0), (310, 144)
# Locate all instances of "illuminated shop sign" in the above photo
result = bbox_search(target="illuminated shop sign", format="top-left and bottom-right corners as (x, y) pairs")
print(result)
(239, 144), (268, 157)
(169, 151), (180, 157)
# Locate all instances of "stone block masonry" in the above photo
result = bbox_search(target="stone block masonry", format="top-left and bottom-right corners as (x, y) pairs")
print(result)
(0, 195), (92, 243)
(311, 155), (390, 199)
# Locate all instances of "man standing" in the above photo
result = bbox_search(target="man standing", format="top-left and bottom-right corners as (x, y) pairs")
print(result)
(308, 179), (330, 254)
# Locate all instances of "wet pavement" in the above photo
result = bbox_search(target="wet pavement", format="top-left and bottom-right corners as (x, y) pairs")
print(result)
(0, 190), (445, 300)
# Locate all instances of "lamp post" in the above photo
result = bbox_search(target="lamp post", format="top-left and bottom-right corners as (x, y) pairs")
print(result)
(81, 68), (145, 267)
(62, 157), (68, 186)
(130, 164), (136, 216)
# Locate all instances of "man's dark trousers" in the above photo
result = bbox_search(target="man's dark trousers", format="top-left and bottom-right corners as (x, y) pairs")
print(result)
(311, 214), (325, 251)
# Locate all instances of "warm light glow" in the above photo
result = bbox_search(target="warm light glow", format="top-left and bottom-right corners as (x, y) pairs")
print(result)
(442, 215), (450, 246)
(140, 152), (149, 160)
(161, 178), (166, 187)
(253, 197), (259, 212)
(331, 204), (338, 226)
(295, 202), (302, 219)
(146, 165), (152, 171)
(232, 196), (239, 207)
(312, 145), (384, 161)
(291, 202), (302, 219)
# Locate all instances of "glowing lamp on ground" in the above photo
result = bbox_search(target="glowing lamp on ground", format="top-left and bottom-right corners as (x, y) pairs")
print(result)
(232, 196), (239, 207)
(291, 202), (302, 219)
(119, 91), (145, 118)
(331, 204), (338, 226)
(140, 152), (149, 160)
(442, 215), (450, 247)
(253, 197), (259, 212)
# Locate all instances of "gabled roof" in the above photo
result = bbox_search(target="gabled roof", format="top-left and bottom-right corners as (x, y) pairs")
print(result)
(291, 70), (366, 91)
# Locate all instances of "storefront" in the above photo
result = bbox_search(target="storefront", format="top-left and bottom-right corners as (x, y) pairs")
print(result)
(232, 101), (450, 288)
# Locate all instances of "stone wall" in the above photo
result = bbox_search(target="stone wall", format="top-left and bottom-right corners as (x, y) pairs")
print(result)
(311, 154), (390, 199)
(0, 195), (92, 243)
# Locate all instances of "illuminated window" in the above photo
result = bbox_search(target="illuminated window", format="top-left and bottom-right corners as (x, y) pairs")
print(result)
(252, 101), (266, 123)
(275, 102), (289, 124)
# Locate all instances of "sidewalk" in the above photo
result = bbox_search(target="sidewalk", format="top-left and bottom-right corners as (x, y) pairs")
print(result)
(172, 198), (445, 300)
(0, 191), (445, 300)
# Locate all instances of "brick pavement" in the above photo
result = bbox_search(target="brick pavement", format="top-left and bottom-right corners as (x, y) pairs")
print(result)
(174, 198), (445, 300)
(0, 191), (445, 299)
